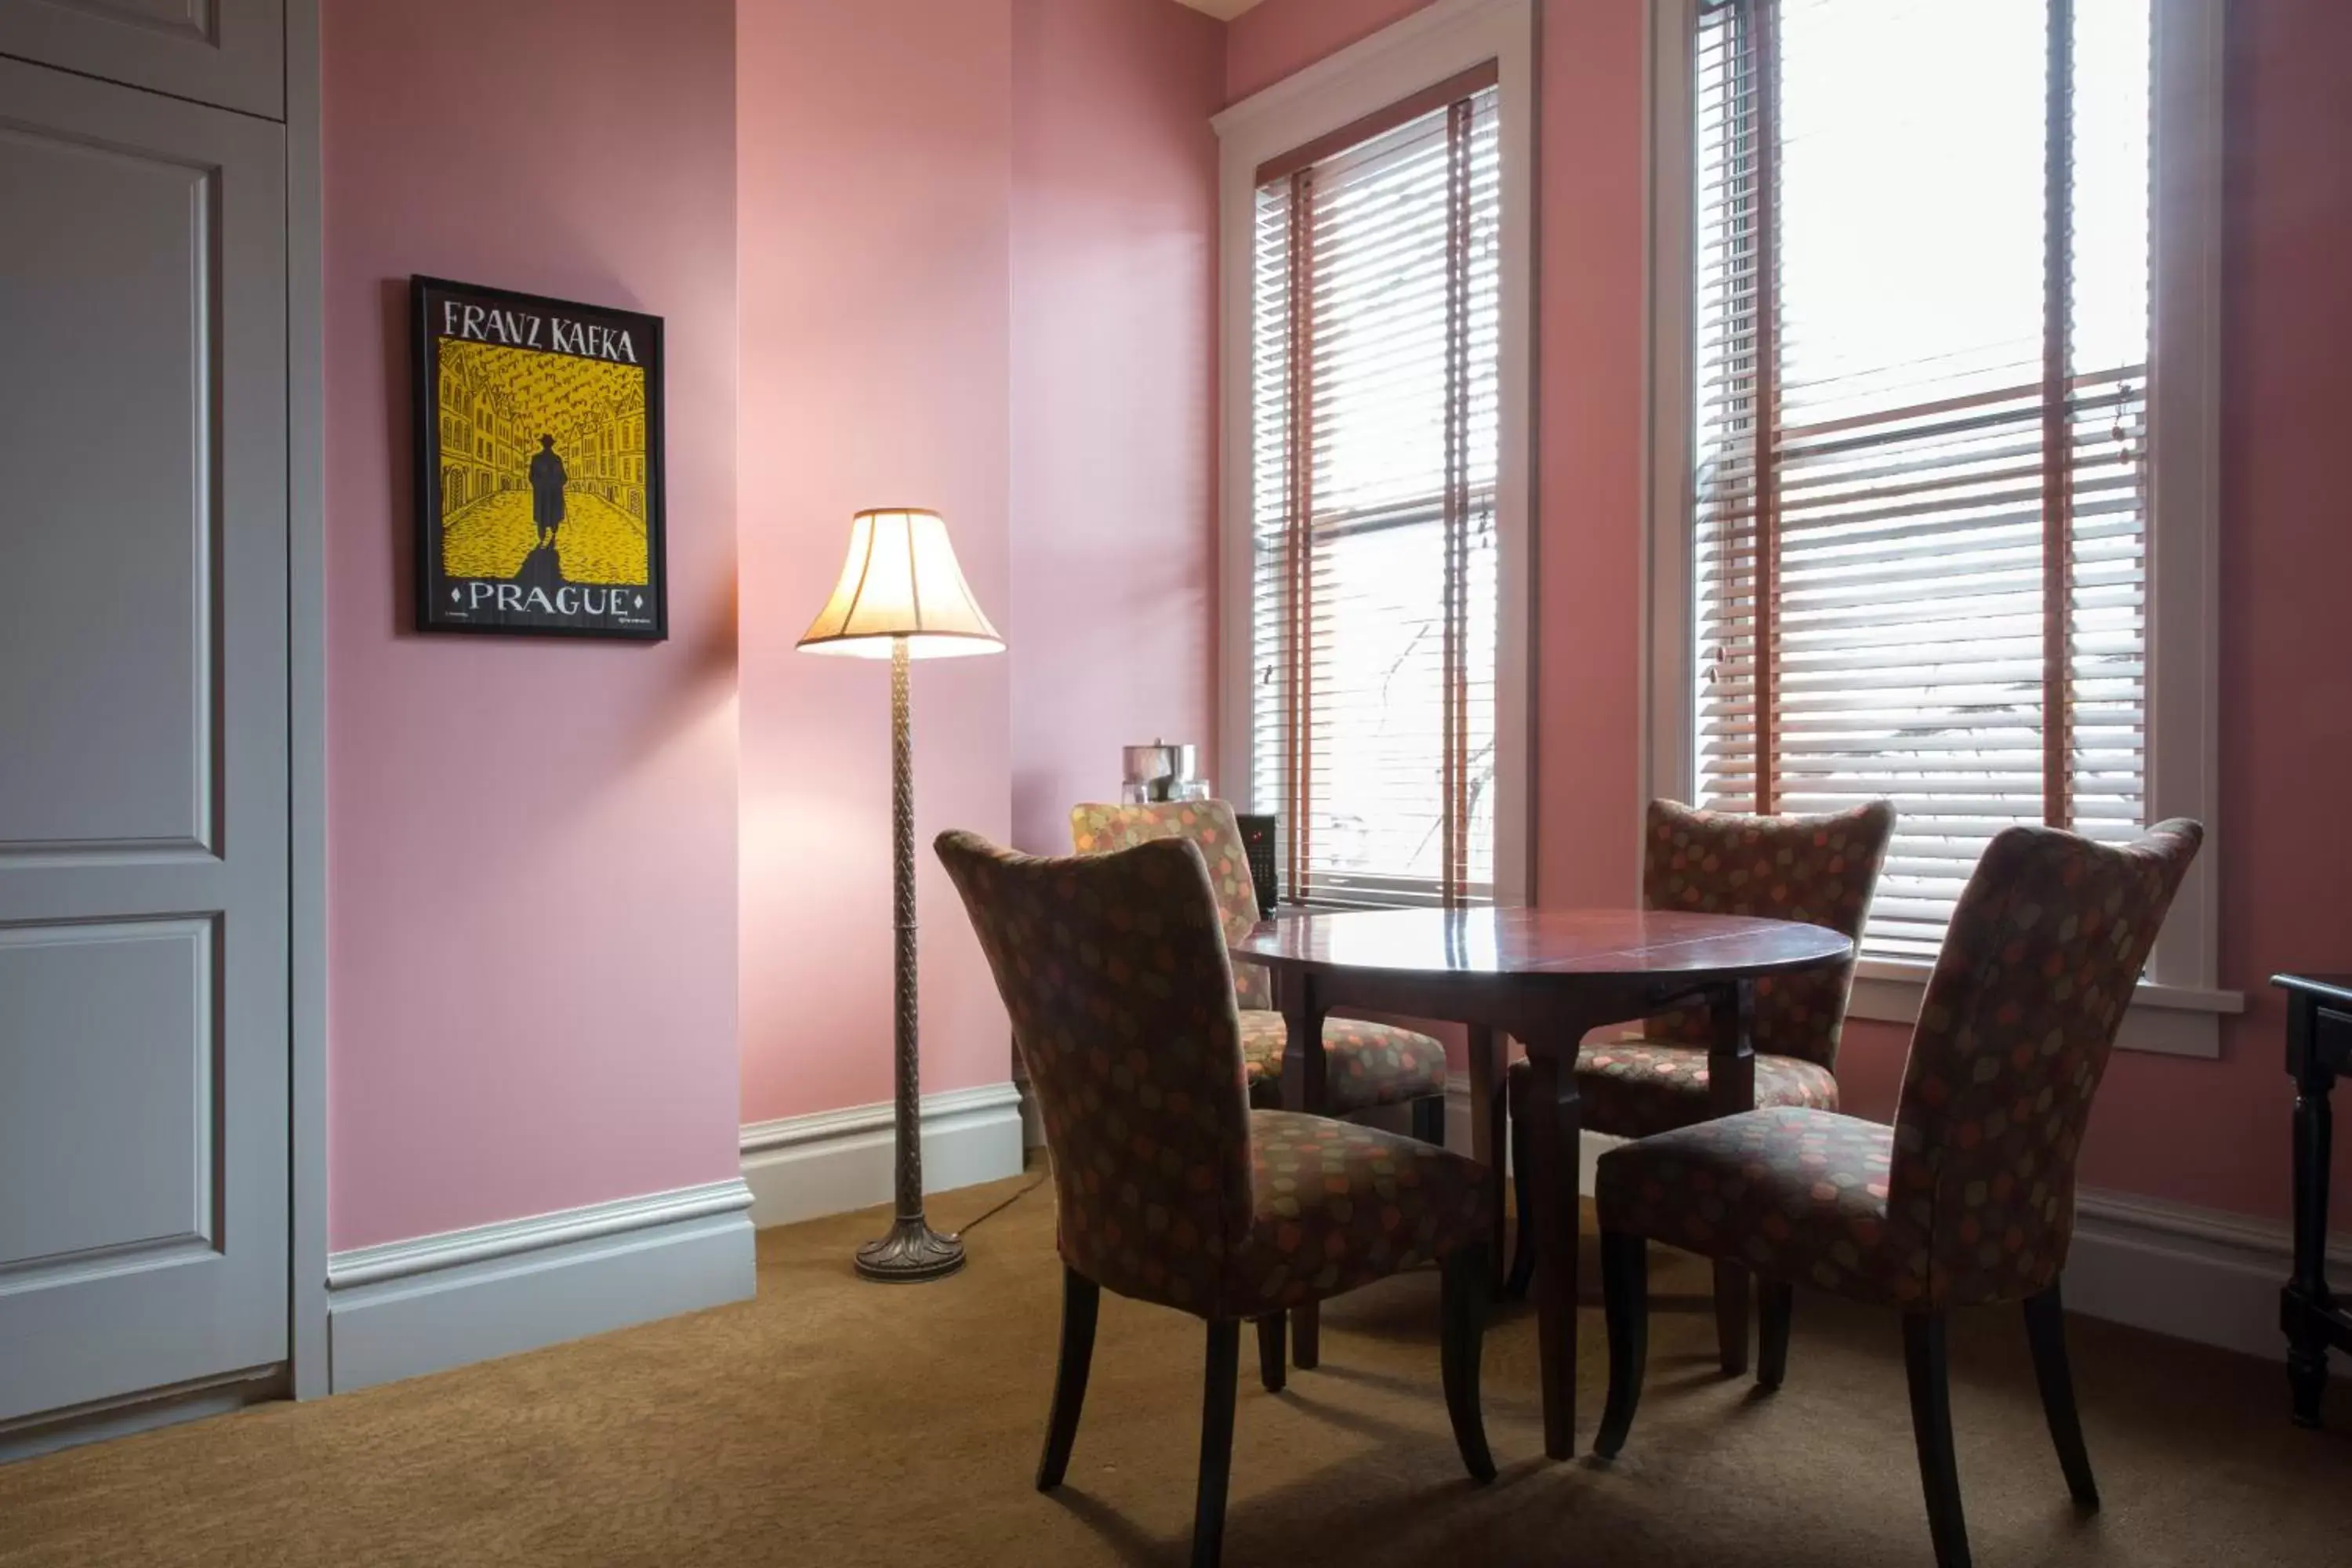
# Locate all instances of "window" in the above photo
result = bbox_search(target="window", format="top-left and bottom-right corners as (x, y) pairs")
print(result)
(1217, 0), (1534, 911)
(1650, 0), (2230, 1050)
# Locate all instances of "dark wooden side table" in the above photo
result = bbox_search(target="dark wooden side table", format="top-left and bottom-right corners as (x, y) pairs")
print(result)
(2275, 973), (2352, 1427)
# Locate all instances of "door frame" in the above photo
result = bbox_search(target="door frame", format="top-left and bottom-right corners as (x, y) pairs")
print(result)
(285, 0), (329, 1400)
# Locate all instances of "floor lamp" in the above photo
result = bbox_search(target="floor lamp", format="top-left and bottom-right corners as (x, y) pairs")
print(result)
(797, 508), (1003, 1282)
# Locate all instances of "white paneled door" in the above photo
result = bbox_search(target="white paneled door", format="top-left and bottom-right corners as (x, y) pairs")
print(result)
(0, 51), (291, 1426)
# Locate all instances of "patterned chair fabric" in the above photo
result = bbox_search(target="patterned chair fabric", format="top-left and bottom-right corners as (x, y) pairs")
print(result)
(1508, 797), (1895, 1133)
(1072, 800), (1447, 1115)
(1234, 1110), (1490, 1312)
(1595, 1105), (1908, 1301)
(1069, 801), (1272, 1009)
(1635, 797), (1896, 1069)
(1596, 818), (2204, 1310)
(1233, 1013), (1449, 1115)
(936, 829), (1493, 1319)
(1577, 1040), (1839, 1141)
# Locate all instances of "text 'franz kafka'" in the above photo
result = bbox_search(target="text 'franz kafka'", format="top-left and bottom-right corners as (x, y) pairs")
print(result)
(439, 299), (640, 363)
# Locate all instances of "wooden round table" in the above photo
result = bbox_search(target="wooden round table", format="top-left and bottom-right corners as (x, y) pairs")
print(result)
(1232, 906), (1855, 1460)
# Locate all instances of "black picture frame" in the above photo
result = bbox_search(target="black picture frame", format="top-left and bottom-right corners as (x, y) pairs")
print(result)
(410, 276), (668, 641)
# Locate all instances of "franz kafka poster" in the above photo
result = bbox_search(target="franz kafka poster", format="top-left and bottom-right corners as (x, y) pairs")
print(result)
(412, 277), (667, 639)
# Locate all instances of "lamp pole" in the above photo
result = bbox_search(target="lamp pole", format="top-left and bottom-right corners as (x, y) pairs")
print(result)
(855, 633), (964, 1281)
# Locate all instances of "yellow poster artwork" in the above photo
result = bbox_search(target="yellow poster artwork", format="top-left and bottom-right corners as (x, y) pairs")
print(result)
(436, 339), (648, 586)
(413, 276), (666, 640)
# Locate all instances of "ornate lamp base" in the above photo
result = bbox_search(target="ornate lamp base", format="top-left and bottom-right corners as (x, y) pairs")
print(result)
(855, 1218), (966, 1283)
(853, 637), (966, 1287)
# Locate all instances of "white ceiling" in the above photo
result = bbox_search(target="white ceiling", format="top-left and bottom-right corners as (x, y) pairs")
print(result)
(1172, 0), (1264, 19)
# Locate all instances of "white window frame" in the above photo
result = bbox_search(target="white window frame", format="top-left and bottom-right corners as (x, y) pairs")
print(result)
(1640, 0), (2238, 1055)
(1212, 0), (1536, 907)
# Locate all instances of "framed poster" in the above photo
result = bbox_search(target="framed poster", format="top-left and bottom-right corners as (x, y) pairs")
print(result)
(411, 276), (667, 640)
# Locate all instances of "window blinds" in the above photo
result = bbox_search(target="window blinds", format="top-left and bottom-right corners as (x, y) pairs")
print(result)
(1691, 0), (2152, 961)
(1249, 68), (1502, 909)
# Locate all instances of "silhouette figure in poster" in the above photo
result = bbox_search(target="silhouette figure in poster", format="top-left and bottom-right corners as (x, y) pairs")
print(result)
(529, 434), (567, 547)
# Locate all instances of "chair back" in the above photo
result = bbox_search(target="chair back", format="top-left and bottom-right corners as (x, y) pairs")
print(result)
(1886, 818), (2202, 1306)
(1639, 798), (1896, 1069)
(1069, 800), (1272, 1009)
(935, 829), (1255, 1311)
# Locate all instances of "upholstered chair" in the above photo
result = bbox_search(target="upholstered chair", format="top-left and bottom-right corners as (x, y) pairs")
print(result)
(936, 829), (1497, 1568)
(1070, 801), (1451, 1142)
(1592, 818), (2203, 1568)
(1504, 798), (1896, 1366)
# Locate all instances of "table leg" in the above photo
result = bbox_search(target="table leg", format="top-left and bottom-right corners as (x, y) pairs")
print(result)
(2286, 998), (2336, 1427)
(1279, 970), (1330, 1370)
(1465, 1025), (1507, 1294)
(1525, 1040), (1583, 1459)
(1708, 979), (1758, 1376)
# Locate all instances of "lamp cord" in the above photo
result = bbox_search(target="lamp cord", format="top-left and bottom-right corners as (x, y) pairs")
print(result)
(946, 1163), (1051, 1241)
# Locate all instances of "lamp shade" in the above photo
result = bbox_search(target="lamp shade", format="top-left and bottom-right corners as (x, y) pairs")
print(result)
(796, 507), (1004, 659)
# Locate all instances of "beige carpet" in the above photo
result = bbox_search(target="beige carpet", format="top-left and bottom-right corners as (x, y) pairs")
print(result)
(3, 1170), (2348, 1566)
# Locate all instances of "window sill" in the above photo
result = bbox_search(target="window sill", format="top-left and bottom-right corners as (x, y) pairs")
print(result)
(1846, 959), (2245, 1060)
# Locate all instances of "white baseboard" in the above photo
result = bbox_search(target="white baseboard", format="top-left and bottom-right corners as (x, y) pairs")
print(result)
(325, 1178), (755, 1392)
(2064, 1189), (2352, 1360)
(1443, 1073), (2346, 1362)
(1018, 1077), (1045, 1149)
(739, 1081), (1026, 1230)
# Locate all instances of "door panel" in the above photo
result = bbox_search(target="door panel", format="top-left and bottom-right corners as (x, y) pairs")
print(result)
(0, 122), (213, 850)
(0, 920), (213, 1268)
(0, 55), (288, 1425)
(0, 0), (283, 119)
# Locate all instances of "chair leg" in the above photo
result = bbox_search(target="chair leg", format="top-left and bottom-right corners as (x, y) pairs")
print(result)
(1595, 1229), (1649, 1457)
(1036, 1267), (1100, 1491)
(1192, 1320), (1242, 1568)
(1254, 1313), (1285, 1394)
(1440, 1243), (1497, 1482)
(1757, 1278), (1793, 1390)
(1504, 1106), (1537, 1299)
(2023, 1285), (2100, 1509)
(1411, 1094), (1446, 1146)
(1714, 1259), (1751, 1375)
(1902, 1312), (1973, 1568)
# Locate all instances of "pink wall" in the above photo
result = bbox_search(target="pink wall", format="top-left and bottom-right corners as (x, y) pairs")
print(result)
(321, 0), (743, 1250)
(321, 0), (1226, 1242)
(313, 0), (2347, 1247)
(1225, 0), (1436, 103)
(1010, 0), (1225, 851)
(1226, 0), (2352, 1227)
(736, 1), (1018, 1123)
